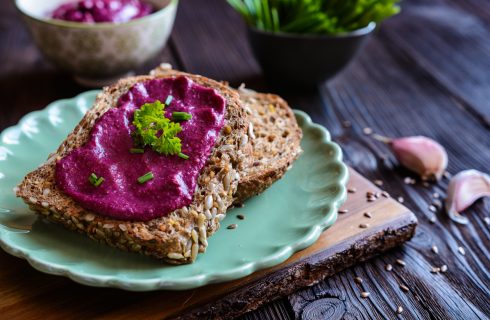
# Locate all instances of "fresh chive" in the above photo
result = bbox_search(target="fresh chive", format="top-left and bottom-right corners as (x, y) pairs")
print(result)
(94, 177), (105, 187)
(89, 173), (104, 187)
(138, 172), (154, 184)
(165, 95), (173, 105)
(130, 148), (145, 154)
(172, 112), (192, 121)
(178, 152), (189, 160)
(89, 173), (98, 185)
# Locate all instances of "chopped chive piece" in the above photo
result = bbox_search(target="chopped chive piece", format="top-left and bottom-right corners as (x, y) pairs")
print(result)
(138, 172), (154, 184)
(89, 173), (104, 187)
(172, 112), (192, 121)
(94, 177), (105, 187)
(178, 152), (189, 160)
(89, 173), (98, 184)
(130, 148), (145, 154)
(165, 95), (173, 105)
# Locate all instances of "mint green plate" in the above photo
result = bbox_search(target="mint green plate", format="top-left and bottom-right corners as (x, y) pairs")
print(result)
(0, 91), (348, 291)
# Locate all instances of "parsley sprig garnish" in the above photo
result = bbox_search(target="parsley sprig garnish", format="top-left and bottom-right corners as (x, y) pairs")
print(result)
(132, 100), (189, 158)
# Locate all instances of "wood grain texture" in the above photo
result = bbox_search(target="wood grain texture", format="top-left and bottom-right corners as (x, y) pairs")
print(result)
(1, 0), (490, 319)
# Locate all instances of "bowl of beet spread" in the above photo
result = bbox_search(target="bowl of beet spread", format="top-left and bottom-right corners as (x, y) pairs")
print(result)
(15, 0), (178, 86)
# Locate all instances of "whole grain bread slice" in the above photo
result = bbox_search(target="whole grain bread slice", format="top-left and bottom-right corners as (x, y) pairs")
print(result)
(16, 69), (251, 264)
(233, 86), (303, 204)
(150, 65), (303, 205)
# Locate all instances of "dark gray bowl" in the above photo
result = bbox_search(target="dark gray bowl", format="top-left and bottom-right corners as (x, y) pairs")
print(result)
(247, 22), (376, 87)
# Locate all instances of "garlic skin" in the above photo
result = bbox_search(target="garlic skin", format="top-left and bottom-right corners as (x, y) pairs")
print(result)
(389, 136), (448, 181)
(445, 170), (490, 225)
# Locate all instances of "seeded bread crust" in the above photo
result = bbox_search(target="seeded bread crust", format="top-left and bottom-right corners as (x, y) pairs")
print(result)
(16, 69), (250, 264)
(233, 86), (303, 204)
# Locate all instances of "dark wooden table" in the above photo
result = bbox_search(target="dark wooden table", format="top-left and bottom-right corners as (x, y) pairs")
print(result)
(1, 0), (489, 319)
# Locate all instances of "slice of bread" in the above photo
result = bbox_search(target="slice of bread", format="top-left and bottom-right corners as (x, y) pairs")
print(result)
(233, 86), (303, 204)
(16, 70), (251, 264)
(150, 65), (303, 205)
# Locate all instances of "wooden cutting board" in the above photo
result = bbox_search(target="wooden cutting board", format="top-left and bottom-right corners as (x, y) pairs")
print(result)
(0, 168), (417, 319)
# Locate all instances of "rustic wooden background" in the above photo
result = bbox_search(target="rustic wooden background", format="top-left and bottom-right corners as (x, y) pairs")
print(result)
(1, 0), (489, 319)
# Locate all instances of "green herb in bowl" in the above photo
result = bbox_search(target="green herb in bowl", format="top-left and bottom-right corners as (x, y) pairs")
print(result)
(227, 0), (400, 34)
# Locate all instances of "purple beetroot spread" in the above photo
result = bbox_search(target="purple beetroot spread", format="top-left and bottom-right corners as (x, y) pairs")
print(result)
(51, 0), (153, 23)
(55, 76), (226, 221)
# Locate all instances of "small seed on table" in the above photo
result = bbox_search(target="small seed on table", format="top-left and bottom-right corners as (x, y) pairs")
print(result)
(381, 191), (390, 198)
(429, 216), (437, 224)
(429, 205), (437, 212)
(374, 179), (383, 187)
(359, 223), (369, 229)
(433, 192), (440, 199)
(363, 127), (373, 135)
(360, 291), (370, 298)
(440, 265), (448, 273)
(385, 264), (393, 271)
(354, 276), (363, 284)
(236, 214), (245, 220)
(364, 212), (372, 218)
(227, 224), (237, 230)
(397, 197), (404, 203)
(484, 217), (490, 226)
(400, 284), (409, 292)
(348, 187), (357, 193)
(458, 246), (466, 255)
(431, 245), (439, 254)
(430, 267), (440, 273)
(396, 259), (406, 267)
(338, 209), (349, 214)
(396, 306), (403, 314)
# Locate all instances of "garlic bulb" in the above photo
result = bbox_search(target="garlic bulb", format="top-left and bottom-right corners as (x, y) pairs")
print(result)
(374, 135), (448, 181)
(445, 170), (490, 225)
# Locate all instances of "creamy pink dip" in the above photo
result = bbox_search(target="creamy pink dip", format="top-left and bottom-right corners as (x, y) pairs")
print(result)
(55, 76), (226, 221)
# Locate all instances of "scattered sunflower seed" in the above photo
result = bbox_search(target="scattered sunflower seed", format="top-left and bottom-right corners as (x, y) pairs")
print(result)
(432, 199), (442, 208)
(338, 209), (349, 214)
(374, 179), (383, 186)
(396, 306), (403, 314)
(440, 265), (448, 273)
(348, 187), (357, 193)
(433, 192), (440, 199)
(236, 214), (245, 220)
(363, 127), (373, 135)
(354, 276), (363, 284)
(429, 205), (437, 213)
(404, 177), (416, 185)
(385, 264), (393, 271)
(381, 191), (390, 198)
(430, 267), (440, 273)
(458, 246), (466, 255)
(396, 259), (406, 267)
(397, 196), (404, 203)
(359, 223), (369, 229)
(366, 191), (375, 197)
(431, 245), (439, 254)
(367, 197), (376, 202)
(360, 291), (370, 298)
(227, 224), (237, 230)
(399, 284), (409, 292)
(484, 217), (490, 226)
(429, 216), (437, 224)
(364, 212), (372, 218)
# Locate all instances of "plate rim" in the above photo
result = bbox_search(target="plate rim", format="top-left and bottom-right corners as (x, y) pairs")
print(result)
(0, 91), (348, 291)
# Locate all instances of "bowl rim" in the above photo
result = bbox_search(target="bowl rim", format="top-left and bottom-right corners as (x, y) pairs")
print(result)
(248, 21), (376, 39)
(14, 0), (178, 29)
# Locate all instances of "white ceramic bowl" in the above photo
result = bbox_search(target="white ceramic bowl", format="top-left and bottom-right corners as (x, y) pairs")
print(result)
(15, 0), (178, 86)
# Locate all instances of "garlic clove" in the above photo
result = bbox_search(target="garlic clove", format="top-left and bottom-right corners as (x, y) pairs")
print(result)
(445, 169), (490, 225)
(374, 135), (448, 181)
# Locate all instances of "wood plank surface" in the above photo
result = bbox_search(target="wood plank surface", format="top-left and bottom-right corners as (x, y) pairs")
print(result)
(1, 0), (489, 319)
